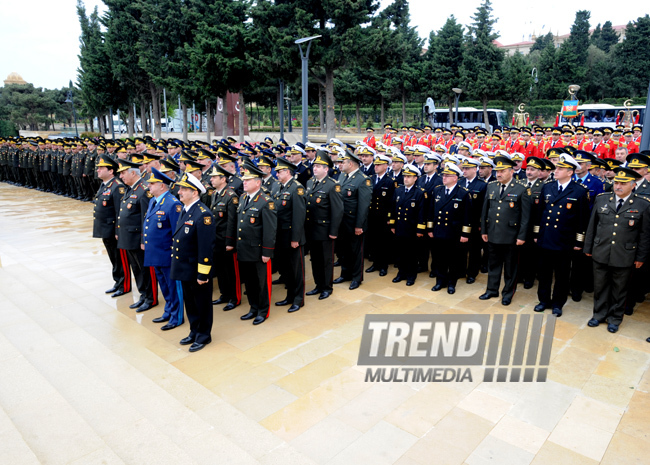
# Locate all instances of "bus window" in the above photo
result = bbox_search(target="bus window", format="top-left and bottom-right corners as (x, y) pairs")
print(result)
(435, 112), (448, 123)
(488, 112), (498, 129)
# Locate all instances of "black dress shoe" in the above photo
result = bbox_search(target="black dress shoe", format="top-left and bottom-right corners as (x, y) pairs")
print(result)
(571, 293), (582, 302)
(466, 277), (476, 284)
(349, 281), (361, 290)
(607, 323), (618, 333)
(552, 307), (563, 317)
(392, 276), (403, 283)
(366, 265), (377, 273)
(587, 318), (600, 327)
(624, 307), (634, 316)
(189, 342), (207, 352)
(646, 337), (650, 343)
(253, 316), (266, 325)
(129, 299), (145, 309)
(306, 288), (321, 296)
(480, 266), (488, 273)
(180, 336), (194, 345)
(275, 299), (290, 306)
(111, 289), (127, 298)
(479, 292), (497, 300)
(379, 269), (387, 277)
(161, 323), (178, 331)
(523, 282), (534, 289)
(223, 303), (236, 311)
(136, 302), (156, 312)
(406, 280), (415, 286)
(333, 260), (340, 266)
(271, 278), (283, 285)
(241, 312), (255, 320)
(319, 291), (331, 300)
(501, 297), (512, 306)
(152, 316), (169, 323)
(429, 271), (436, 278)
(448, 286), (456, 295)
(334, 276), (349, 284)
(431, 284), (443, 292)
(212, 298), (224, 305)
(288, 304), (301, 313)
(105, 285), (119, 294)
(534, 303), (549, 312)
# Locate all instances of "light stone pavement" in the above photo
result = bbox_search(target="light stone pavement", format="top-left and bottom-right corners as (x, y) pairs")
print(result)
(0, 183), (649, 465)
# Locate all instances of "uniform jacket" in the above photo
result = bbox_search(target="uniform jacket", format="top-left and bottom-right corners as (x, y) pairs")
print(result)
(305, 175), (344, 241)
(584, 193), (650, 268)
(274, 178), (307, 248)
(460, 176), (487, 234)
(296, 163), (312, 187)
(428, 184), (472, 240)
(262, 175), (281, 199)
(369, 173), (396, 223)
(92, 177), (126, 239)
(574, 173), (604, 209)
(481, 180), (531, 245)
(210, 186), (238, 248)
(116, 177), (152, 250)
(170, 201), (216, 281)
(339, 170), (372, 232)
(534, 180), (590, 251)
(633, 178), (650, 199)
(143, 191), (182, 267)
(227, 175), (244, 196)
(389, 185), (427, 237)
(236, 190), (277, 261)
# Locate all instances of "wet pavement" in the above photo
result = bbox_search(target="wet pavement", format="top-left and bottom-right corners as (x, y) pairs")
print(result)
(0, 183), (649, 465)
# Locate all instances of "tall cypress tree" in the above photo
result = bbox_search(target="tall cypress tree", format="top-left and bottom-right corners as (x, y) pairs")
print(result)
(612, 15), (650, 97)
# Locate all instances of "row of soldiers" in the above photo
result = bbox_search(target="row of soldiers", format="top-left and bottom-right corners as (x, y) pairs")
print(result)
(3, 132), (650, 348)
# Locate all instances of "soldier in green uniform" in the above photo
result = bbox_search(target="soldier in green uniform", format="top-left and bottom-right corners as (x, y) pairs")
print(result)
(305, 151), (344, 300)
(479, 156), (532, 306)
(585, 167), (650, 333)
(259, 155), (281, 198)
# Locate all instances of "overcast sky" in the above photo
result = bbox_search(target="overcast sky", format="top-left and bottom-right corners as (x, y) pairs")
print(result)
(0, 0), (646, 90)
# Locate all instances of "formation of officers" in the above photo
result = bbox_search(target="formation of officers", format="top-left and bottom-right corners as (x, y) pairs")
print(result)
(1, 121), (649, 351)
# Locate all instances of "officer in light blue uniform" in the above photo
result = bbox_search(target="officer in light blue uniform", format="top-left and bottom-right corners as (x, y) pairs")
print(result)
(143, 168), (184, 330)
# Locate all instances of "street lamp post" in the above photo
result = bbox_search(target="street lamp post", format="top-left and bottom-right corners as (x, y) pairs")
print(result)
(295, 35), (322, 144)
(285, 96), (292, 133)
(65, 90), (79, 137)
(452, 88), (462, 126)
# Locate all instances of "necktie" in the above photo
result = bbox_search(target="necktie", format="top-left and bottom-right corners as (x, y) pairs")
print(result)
(616, 199), (623, 212)
(244, 196), (250, 209)
(558, 185), (562, 194)
(445, 188), (450, 197)
(527, 182), (532, 188)
(500, 184), (505, 197)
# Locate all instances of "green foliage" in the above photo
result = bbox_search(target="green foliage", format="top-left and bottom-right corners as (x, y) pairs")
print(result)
(502, 51), (532, 107)
(80, 131), (101, 138)
(595, 21), (620, 53)
(612, 15), (650, 98)
(530, 32), (554, 53)
(0, 120), (18, 137)
(424, 16), (464, 109)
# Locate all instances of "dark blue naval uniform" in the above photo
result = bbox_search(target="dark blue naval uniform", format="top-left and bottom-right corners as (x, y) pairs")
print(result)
(143, 191), (184, 326)
(389, 185), (427, 284)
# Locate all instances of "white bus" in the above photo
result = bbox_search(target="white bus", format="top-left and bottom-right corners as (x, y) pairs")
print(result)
(429, 107), (508, 130)
(559, 103), (646, 129)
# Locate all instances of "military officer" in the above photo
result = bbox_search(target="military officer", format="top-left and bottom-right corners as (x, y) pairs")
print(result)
(237, 162), (277, 325)
(305, 151), (344, 300)
(417, 153), (443, 275)
(93, 155), (128, 296)
(171, 173), (216, 352)
(259, 155), (281, 198)
(585, 167), (650, 333)
(365, 152), (396, 276)
(533, 154), (590, 317)
(143, 168), (184, 330)
(287, 145), (312, 187)
(273, 158), (307, 312)
(480, 156), (531, 306)
(519, 157), (546, 289)
(459, 157), (487, 283)
(627, 152), (650, 199)
(208, 164), (241, 311)
(390, 164), (428, 286)
(219, 153), (244, 196)
(428, 163), (472, 294)
(333, 148), (372, 290)
(116, 158), (158, 312)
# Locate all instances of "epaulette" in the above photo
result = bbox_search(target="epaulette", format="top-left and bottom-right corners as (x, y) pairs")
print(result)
(199, 206), (207, 212)
(489, 180), (498, 184)
(460, 186), (468, 191)
(596, 192), (609, 196)
(577, 183), (588, 189)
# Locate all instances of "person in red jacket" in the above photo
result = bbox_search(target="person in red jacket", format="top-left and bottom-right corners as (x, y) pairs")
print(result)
(621, 130), (639, 154)
(363, 127), (377, 149)
(591, 128), (612, 159)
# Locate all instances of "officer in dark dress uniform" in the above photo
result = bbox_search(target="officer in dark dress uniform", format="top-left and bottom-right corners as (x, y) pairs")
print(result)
(237, 162), (277, 325)
(416, 153), (443, 275)
(219, 153), (243, 196)
(533, 154), (590, 317)
(171, 173), (216, 352)
(208, 164), (241, 311)
(288, 145), (312, 187)
(389, 164), (428, 286)
(585, 167), (650, 333)
(479, 156), (532, 306)
(428, 163), (472, 294)
(93, 155), (128, 296)
(305, 151), (344, 299)
(259, 155), (281, 198)
(273, 158), (307, 312)
(143, 168), (184, 330)
(365, 153), (397, 276)
(518, 157), (545, 289)
(459, 158), (487, 283)
(333, 148), (372, 290)
(117, 159), (158, 312)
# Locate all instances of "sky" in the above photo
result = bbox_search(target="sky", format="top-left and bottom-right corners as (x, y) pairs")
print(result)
(0, 0), (646, 90)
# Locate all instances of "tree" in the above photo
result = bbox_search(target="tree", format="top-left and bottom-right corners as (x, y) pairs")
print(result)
(612, 15), (650, 97)
(460, 0), (504, 132)
(585, 45), (613, 101)
(537, 41), (561, 99)
(423, 16), (464, 120)
(590, 24), (601, 47)
(595, 21), (619, 53)
(502, 51), (532, 111)
(530, 31), (554, 53)
(0, 84), (56, 131)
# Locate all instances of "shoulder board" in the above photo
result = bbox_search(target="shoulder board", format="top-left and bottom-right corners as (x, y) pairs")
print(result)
(577, 183), (588, 189)
(489, 180), (498, 184)
(596, 192), (609, 196)
(199, 206), (207, 212)
(460, 186), (468, 191)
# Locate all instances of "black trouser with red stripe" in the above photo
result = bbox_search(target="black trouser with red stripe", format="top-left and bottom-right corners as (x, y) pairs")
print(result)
(309, 239), (335, 292)
(124, 248), (158, 306)
(277, 245), (305, 307)
(181, 278), (213, 344)
(102, 237), (125, 290)
(239, 260), (272, 318)
(212, 243), (241, 306)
